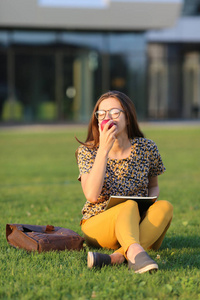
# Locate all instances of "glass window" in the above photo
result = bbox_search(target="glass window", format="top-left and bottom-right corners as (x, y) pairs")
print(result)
(0, 52), (7, 121)
(0, 30), (147, 122)
(182, 0), (200, 16)
(15, 53), (55, 121)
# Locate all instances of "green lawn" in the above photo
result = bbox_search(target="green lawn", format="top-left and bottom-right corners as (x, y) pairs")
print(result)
(0, 124), (200, 300)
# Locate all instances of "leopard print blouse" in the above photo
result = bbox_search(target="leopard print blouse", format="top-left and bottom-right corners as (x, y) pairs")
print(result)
(77, 138), (165, 224)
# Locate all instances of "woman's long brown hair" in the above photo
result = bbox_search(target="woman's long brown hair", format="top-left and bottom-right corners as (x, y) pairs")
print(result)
(76, 91), (144, 151)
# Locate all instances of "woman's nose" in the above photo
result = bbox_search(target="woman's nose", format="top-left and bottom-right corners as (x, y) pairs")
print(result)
(105, 111), (111, 119)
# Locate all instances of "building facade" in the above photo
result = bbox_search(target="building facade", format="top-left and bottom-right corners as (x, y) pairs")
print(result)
(147, 0), (200, 120)
(1, 0), (197, 123)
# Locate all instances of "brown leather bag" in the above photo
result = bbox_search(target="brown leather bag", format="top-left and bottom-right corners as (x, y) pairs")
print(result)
(6, 224), (84, 252)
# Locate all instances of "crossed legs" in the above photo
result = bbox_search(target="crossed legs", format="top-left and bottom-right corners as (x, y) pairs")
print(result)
(81, 200), (173, 264)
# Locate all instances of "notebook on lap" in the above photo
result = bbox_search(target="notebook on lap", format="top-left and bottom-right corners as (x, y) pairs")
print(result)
(105, 195), (157, 216)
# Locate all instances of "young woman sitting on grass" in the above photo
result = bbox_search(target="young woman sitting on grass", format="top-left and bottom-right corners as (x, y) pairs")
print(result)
(76, 91), (173, 274)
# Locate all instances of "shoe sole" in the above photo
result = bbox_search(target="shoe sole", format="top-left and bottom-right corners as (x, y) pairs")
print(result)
(87, 252), (94, 269)
(134, 263), (158, 274)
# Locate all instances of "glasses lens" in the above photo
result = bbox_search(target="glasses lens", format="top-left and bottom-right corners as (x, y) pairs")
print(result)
(110, 108), (121, 119)
(95, 110), (106, 120)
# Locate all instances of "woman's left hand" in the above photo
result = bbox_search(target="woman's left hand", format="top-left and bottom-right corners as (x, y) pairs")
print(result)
(148, 176), (159, 198)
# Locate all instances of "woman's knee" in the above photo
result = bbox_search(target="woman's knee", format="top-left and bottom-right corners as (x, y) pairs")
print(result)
(154, 200), (173, 220)
(123, 199), (139, 209)
(159, 200), (173, 212)
(116, 200), (140, 222)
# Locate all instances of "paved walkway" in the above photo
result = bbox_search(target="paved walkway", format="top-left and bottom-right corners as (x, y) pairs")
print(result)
(0, 120), (200, 132)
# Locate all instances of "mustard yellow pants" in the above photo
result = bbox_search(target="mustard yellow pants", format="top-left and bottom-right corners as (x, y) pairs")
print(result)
(81, 200), (173, 258)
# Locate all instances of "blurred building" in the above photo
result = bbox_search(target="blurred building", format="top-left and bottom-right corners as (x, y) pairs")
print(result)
(1, 0), (199, 123)
(147, 0), (200, 119)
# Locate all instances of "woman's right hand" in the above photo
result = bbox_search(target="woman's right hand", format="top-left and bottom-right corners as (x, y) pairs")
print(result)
(98, 120), (117, 156)
(81, 120), (117, 203)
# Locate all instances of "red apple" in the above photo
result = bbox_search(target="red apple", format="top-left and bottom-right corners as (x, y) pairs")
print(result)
(100, 119), (115, 131)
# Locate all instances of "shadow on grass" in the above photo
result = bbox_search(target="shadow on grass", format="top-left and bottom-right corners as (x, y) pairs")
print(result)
(158, 235), (200, 270)
(162, 235), (200, 249)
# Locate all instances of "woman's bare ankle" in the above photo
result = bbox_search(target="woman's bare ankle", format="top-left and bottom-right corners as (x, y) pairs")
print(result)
(110, 253), (125, 264)
(127, 243), (145, 264)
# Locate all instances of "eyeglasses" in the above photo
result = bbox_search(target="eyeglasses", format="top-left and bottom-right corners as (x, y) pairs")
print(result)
(95, 108), (124, 121)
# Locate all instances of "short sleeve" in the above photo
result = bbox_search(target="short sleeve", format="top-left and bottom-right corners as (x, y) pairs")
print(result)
(77, 145), (96, 180)
(148, 141), (165, 177)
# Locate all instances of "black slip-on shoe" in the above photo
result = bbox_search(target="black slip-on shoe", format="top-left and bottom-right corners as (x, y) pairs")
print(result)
(128, 252), (158, 274)
(87, 252), (111, 269)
